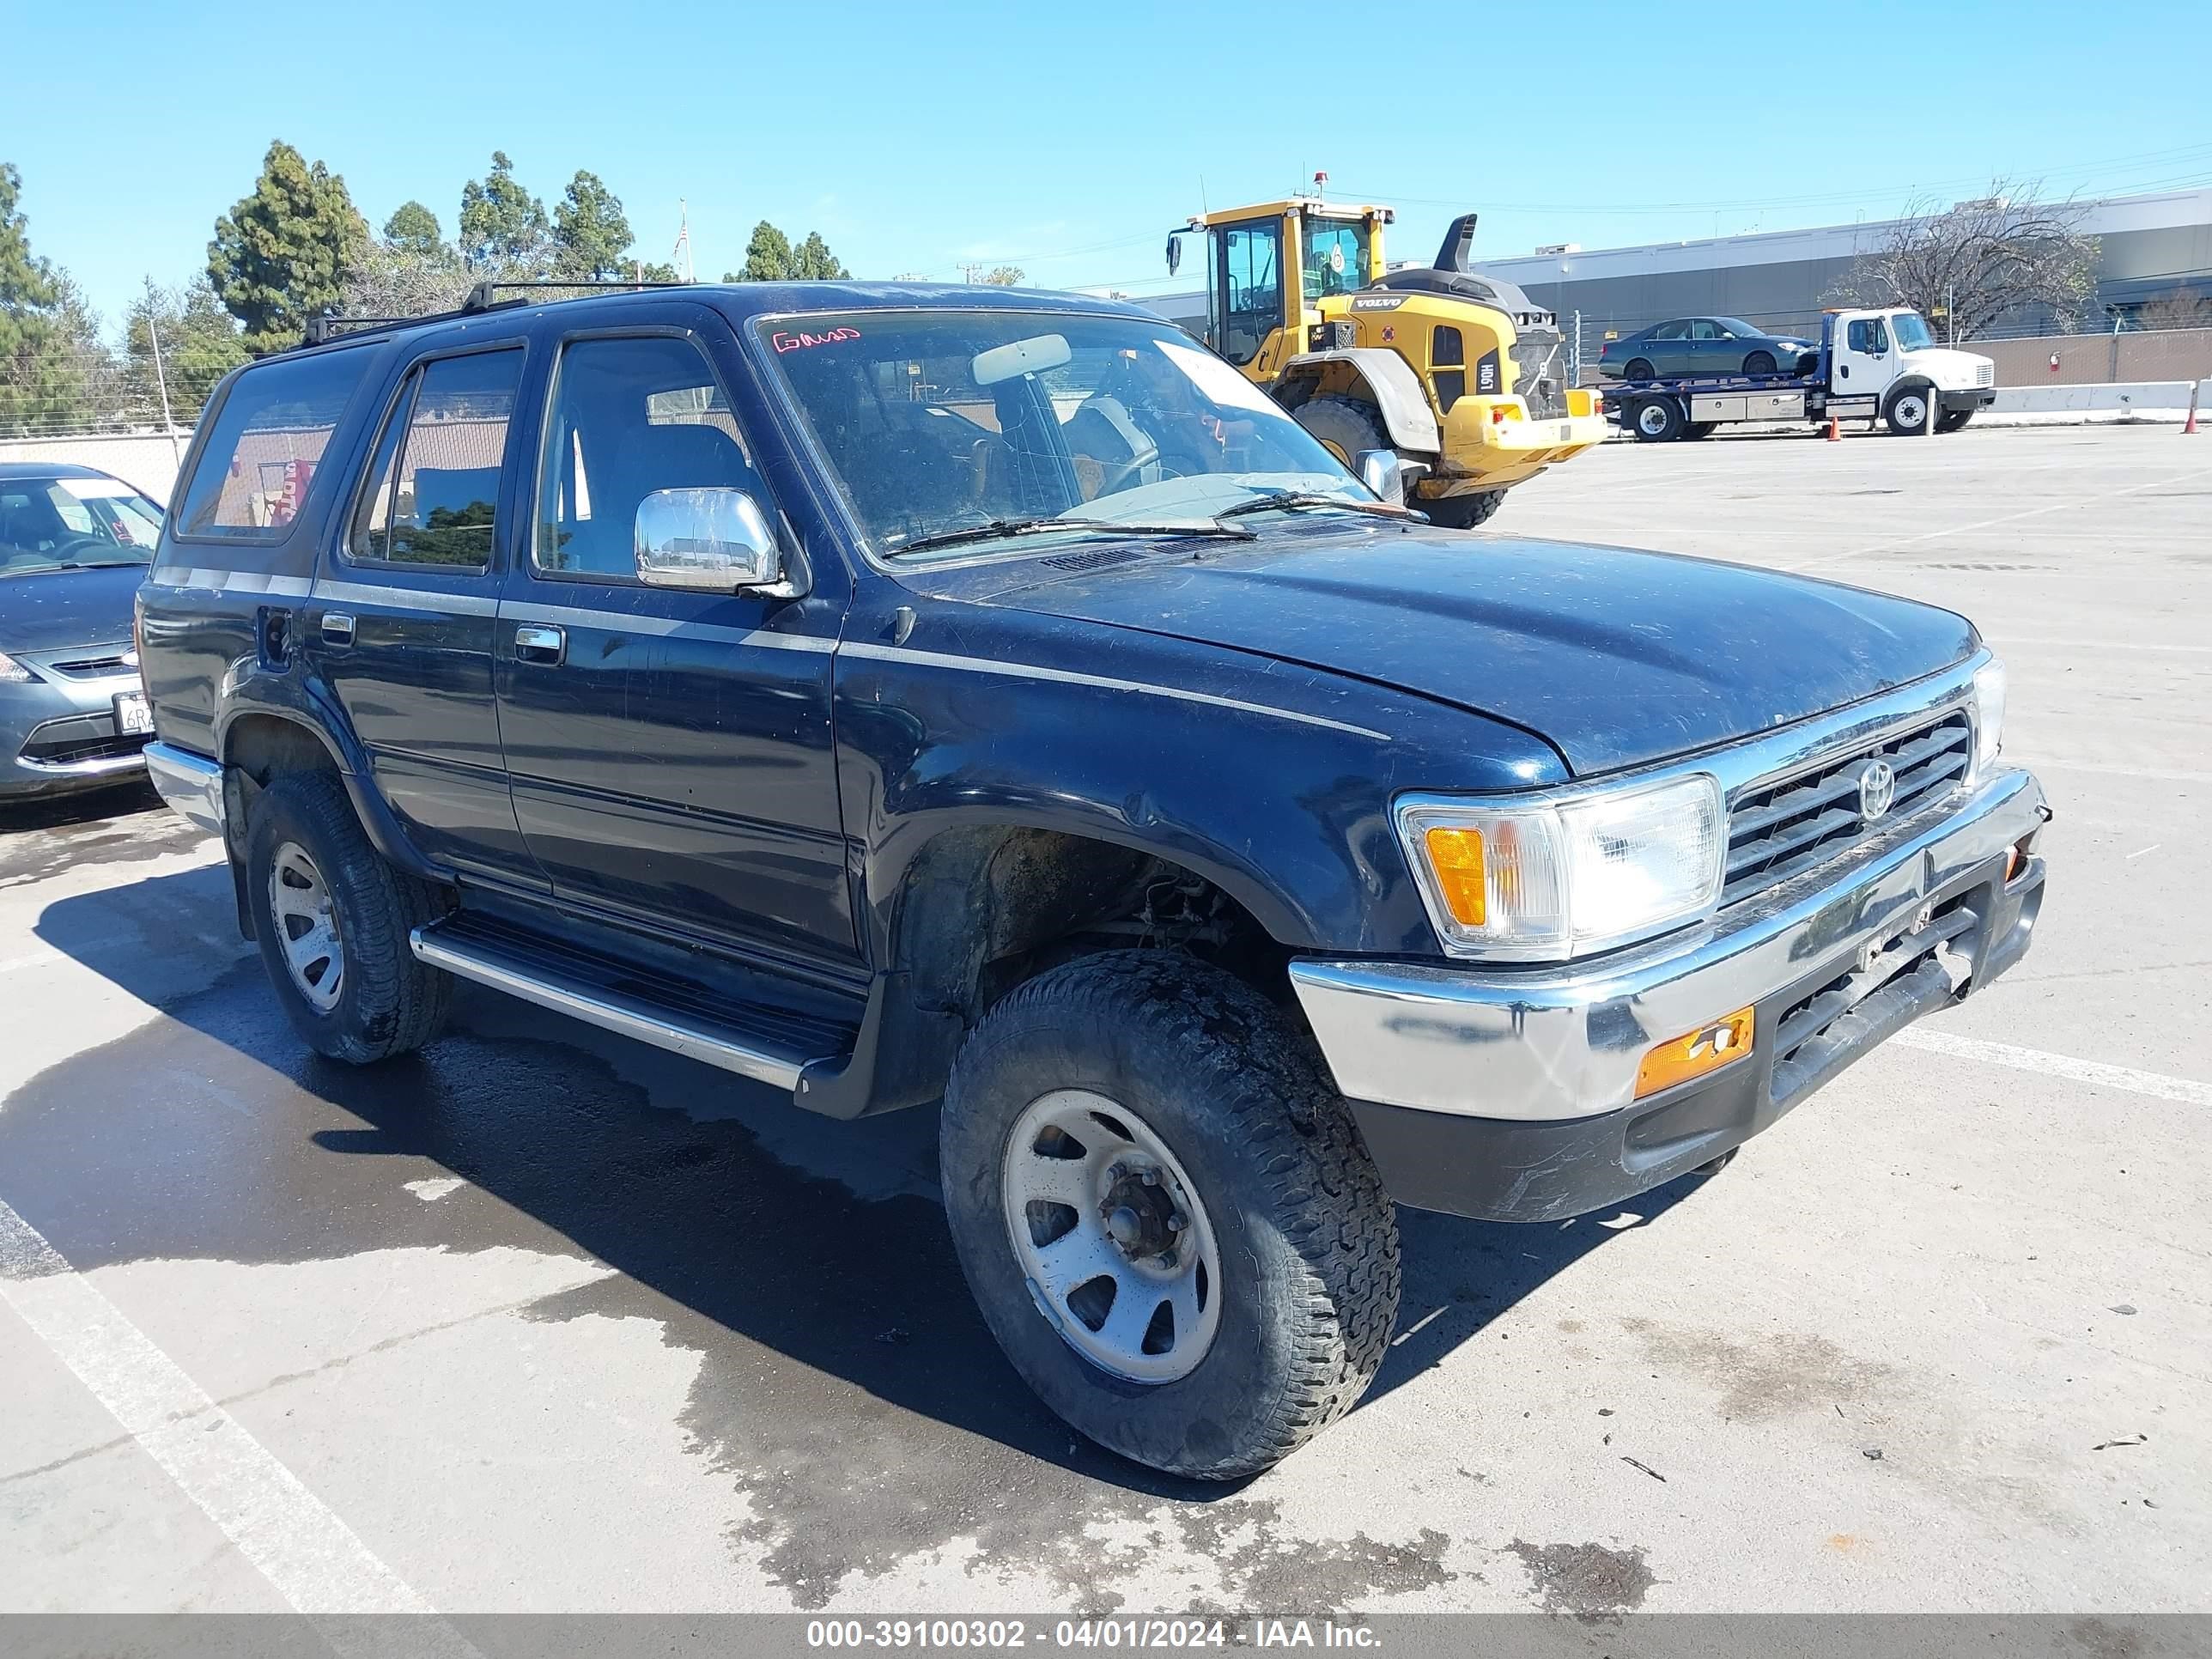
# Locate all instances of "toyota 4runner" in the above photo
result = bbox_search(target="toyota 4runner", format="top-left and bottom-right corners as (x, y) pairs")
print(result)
(137, 282), (2049, 1479)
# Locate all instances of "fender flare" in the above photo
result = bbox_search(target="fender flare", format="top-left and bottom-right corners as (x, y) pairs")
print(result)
(1277, 349), (1443, 453)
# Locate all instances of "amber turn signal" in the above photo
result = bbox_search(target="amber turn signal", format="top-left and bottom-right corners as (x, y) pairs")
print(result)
(1634, 1006), (1756, 1100)
(1423, 825), (1486, 926)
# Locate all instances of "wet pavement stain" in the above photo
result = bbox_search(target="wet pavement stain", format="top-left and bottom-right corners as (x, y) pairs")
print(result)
(0, 785), (202, 888)
(3, 867), (1472, 1613)
(1619, 1316), (1895, 1422)
(1507, 1539), (1656, 1620)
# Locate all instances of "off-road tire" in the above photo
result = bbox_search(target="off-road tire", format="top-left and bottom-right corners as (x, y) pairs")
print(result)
(1291, 395), (1393, 469)
(1937, 409), (1973, 434)
(1624, 357), (1656, 382)
(1425, 489), (1505, 529)
(1743, 350), (1778, 376)
(245, 771), (453, 1064)
(939, 951), (1401, 1480)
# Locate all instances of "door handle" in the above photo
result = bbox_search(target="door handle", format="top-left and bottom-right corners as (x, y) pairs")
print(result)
(514, 623), (566, 664)
(320, 611), (356, 645)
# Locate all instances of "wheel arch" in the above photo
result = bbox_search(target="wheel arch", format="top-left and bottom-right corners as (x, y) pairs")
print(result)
(1277, 349), (1442, 453)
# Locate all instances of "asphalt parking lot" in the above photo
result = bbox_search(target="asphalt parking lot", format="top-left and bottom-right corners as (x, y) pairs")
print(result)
(3, 423), (2208, 1619)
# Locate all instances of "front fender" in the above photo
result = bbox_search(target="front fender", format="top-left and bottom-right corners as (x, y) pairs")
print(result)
(832, 606), (1566, 966)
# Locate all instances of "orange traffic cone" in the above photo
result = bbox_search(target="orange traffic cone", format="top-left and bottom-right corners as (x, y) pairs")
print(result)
(2185, 382), (2201, 434)
(1826, 415), (1841, 441)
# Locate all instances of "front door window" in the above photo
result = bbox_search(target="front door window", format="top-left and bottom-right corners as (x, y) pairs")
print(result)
(1213, 221), (1284, 367)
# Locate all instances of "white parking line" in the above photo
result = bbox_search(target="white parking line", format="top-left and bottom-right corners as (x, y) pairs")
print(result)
(1896, 1030), (2212, 1106)
(0, 1199), (479, 1653)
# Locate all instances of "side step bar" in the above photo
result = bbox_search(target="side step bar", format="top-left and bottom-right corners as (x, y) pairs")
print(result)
(410, 918), (839, 1089)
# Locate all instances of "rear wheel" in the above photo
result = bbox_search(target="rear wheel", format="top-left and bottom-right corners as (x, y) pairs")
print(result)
(939, 951), (1401, 1480)
(244, 772), (453, 1063)
(1631, 396), (1684, 441)
(1884, 386), (1936, 435)
(1743, 350), (1778, 376)
(1624, 357), (1656, 382)
(1291, 395), (1392, 469)
(1937, 409), (1973, 434)
(1682, 421), (1718, 441)
(1425, 489), (1505, 528)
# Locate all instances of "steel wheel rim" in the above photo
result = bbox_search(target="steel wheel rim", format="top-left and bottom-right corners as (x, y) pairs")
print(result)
(269, 841), (344, 1012)
(1896, 393), (1927, 428)
(1638, 404), (1669, 436)
(1000, 1089), (1223, 1385)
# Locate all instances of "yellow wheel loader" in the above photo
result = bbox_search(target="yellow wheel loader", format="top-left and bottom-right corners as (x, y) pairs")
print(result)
(1167, 198), (1607, 526)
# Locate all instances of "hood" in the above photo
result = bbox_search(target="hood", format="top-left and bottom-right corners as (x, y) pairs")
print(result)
(1902, 346), (1991, 389)
(975, 526), (1975, 777)
(0, 563), (147, 655)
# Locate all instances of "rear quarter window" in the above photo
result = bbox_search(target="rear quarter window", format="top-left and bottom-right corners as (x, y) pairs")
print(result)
(174, 349), (374, 540)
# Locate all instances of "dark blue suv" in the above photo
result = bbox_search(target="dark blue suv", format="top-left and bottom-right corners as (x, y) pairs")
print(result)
(138, 282), (2048, 1479)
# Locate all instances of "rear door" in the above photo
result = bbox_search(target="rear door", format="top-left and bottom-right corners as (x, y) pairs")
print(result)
(494, 309), (858, 969)
(1646, 319), (1691, 374)
(307, 340), (542, 883)
(1687, 318), (1729, 374)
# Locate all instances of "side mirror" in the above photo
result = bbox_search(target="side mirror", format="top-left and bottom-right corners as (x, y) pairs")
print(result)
(1355, 448), (1426, 507)
(634, 488), (797, 596)
(1165, 233), (1182, 277)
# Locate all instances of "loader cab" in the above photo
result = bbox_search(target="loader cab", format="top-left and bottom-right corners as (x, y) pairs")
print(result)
(1171, 200), (1391, 375)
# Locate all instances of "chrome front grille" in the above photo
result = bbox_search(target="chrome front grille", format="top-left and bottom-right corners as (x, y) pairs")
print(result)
(1974, 362), (1995, 387)
(1723, 711), (1973, 906)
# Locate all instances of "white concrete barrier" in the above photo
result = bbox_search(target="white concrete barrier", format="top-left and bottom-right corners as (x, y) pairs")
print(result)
(1985, 379), (2210, 423)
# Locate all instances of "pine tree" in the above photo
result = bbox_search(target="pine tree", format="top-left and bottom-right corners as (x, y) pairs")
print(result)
(126, 276), (248, 424)
(458, 152), (550, 272)
(0, 161), (72, 434)
(381, 201), (446, 257)
(791, 231), (851, 281)
(207, 141), (369, 354)
(552, 171), (635, 280)
(734, 222), (795, 283)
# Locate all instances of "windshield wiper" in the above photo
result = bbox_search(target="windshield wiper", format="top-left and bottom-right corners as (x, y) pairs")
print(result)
(889, 516), (1254, 557)
(1214, 492), (1415, 521)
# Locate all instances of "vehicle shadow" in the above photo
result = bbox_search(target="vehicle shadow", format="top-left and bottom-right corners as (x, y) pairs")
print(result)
(24, 864), (1711, 1516)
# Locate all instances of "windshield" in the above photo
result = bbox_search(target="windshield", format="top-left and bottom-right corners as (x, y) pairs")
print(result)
(0, 475), (163, 575)
(760, 310), (1370, 559)
(1303, 218), (1370, 302)
(1890, 312), (1936, 350)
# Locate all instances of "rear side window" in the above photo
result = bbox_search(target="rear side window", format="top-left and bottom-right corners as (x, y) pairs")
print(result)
(349, 349), (526, 568)
(175, 350), (374, 539)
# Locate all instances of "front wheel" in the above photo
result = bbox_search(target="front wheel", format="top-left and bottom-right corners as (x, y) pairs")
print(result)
(1884, 386), (1936, 435)
(244, 771), (453, 1063)
(1743, 350), (1778, 376)
(939, 952), (1401, 1480)
(1937, 409), (1973, 434)
(1425, 489), (1505, 528)
(1291, 394), (1391, 469)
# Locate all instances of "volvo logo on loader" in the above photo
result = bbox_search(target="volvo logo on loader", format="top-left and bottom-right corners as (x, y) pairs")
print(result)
(1854, 758), (1897, 823)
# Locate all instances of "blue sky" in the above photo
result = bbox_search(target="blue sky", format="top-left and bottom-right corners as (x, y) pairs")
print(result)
(9, 0), (2211, 336)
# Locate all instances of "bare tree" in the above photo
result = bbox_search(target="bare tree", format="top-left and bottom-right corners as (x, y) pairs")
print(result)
(1827, 180), (2100, 343)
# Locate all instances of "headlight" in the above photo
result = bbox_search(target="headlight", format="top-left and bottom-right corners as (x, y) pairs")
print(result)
(1971, 657), (2006, 781)
(1398, 774), (1725, 961)
(0, 650), (33, 684)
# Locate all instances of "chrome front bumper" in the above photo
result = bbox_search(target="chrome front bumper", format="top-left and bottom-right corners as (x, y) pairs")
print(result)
(1291, 766), (2049, 1124)
(143, 740), (226, 836)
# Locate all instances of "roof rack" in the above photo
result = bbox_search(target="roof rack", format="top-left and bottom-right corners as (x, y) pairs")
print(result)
(300, 276), (697, 348)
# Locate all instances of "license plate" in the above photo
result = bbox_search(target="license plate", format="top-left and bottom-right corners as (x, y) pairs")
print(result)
(114, 691), (153, 736)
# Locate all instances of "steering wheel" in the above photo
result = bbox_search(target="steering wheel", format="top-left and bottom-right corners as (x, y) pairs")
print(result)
(43, 534), (114, 565)
(1091, 437), (1162, 499)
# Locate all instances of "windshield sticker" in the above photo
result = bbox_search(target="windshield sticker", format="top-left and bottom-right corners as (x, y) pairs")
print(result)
(57, 477), (137, 500)
(1155, 338), (1285, 417)
(772, 325), (862, 353)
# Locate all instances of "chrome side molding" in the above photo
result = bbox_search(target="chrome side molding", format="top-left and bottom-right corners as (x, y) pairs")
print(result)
(407, 924), (811, 1090)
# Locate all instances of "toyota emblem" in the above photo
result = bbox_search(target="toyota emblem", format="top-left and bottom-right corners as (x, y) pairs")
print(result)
(1855, 758), (1896, 823)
